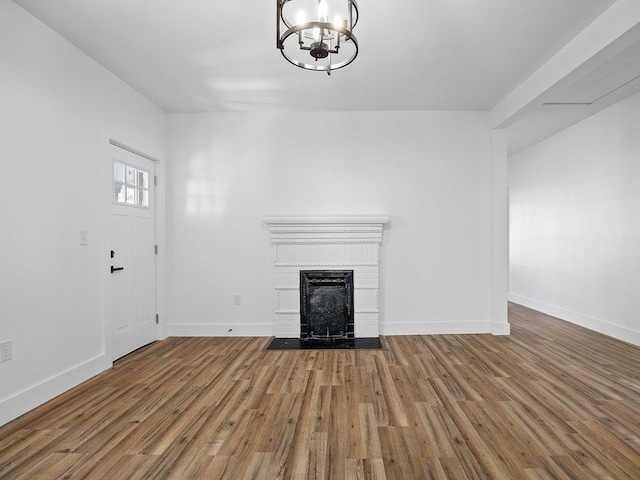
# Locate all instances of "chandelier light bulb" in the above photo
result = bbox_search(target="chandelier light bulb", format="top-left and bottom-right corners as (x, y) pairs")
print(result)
(318, 0), (328, 21)
(296, 10), (306, 25)
(332, 15), (343, 29)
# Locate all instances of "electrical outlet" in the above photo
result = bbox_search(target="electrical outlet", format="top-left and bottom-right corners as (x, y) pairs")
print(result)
(0, 340), (12, 363)
(233, 294), (241, 305)
(79, 228), (88, 246)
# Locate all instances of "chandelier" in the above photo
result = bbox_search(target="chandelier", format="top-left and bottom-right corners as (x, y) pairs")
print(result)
(276, 0), (359, 75)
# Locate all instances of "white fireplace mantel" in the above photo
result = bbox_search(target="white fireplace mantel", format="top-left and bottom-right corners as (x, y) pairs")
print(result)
(263, 215), (390, 225)
(264, 216), (389, 338)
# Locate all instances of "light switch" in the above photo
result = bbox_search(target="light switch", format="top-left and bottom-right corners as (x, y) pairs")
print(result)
(79, 228), (88, 246)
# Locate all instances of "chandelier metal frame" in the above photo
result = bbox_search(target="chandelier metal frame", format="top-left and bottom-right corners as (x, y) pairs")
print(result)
(276, 0), (359, 74)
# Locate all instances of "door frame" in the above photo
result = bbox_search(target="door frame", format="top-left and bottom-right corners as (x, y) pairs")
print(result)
(99, 129), (166, 367)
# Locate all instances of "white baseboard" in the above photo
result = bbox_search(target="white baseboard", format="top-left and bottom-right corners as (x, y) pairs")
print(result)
(0, 354), (108, 427)
(168, 323), (275, 337)
(380, 320), (493, 336)
(509, 293), (640, 348)
(170, 320), (512, 338)
(492, 322), (511, 335)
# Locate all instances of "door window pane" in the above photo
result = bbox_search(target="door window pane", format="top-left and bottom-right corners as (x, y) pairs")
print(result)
(126, 166), (137, 186)
(126, 186), (137, 204)
(114, 182), (125, 203)
(139, 189), (149, 207)
(114, 162), (125, 182)
(138, 170), (149, 189)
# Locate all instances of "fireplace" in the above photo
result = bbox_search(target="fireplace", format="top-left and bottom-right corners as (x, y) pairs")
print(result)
(300, 270), (354, 341)
(263, 216), (389, 339)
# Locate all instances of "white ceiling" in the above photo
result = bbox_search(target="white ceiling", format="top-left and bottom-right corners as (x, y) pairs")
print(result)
(14, 0), (618, 113)
(16, 0), (640, 156)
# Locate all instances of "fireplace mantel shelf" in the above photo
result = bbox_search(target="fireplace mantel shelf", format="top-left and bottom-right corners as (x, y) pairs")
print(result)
(263, 215), (390, 226)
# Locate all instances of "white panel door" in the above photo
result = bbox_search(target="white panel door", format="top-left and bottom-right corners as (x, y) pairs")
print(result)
(110, 146), (156, 360)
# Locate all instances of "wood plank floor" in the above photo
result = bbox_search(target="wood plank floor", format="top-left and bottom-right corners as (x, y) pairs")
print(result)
(1, 303), (640, 479)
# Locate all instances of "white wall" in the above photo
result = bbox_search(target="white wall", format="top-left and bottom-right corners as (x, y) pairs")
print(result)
(509, 90), (640, 346)
(166, 111), (502, 336)
(0, 1), (165, 425)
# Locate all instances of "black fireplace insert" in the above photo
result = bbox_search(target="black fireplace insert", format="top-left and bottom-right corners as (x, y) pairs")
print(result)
(300, 270), (354, 341)
(266, 269), (381, 350)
